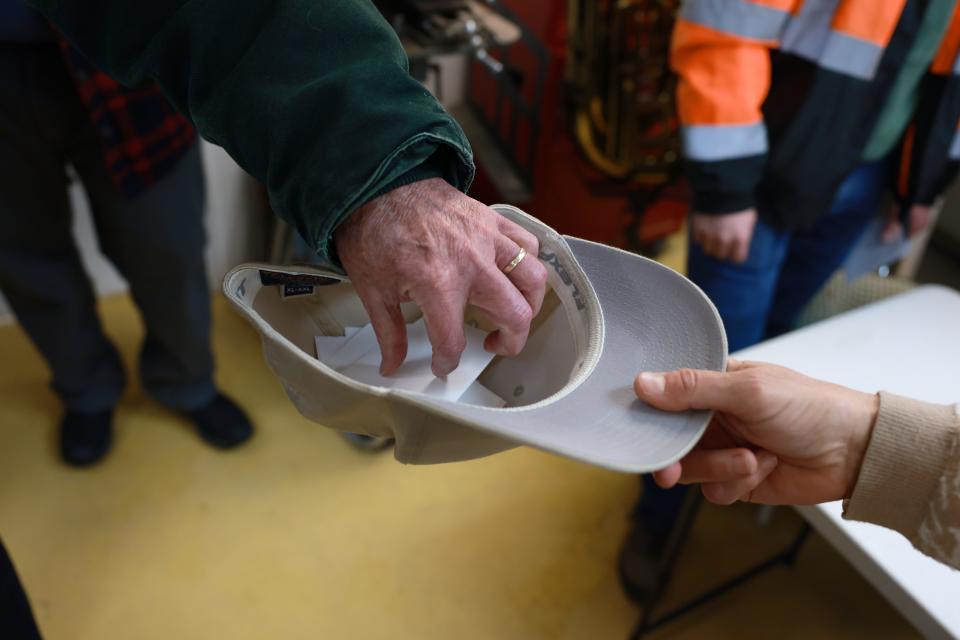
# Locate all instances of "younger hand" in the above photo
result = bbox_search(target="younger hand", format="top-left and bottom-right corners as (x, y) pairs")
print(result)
(882, 204), (932, 243)
(691, 209), (757, 264)
(635, 361), (879, 505)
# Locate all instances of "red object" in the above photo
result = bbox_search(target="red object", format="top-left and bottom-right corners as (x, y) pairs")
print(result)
(58, 38), (196, 199)
(468, 0), (687, 251)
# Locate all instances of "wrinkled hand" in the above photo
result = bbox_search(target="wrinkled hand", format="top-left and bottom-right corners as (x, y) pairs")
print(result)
(882, 203), (933, 243)
(691, 209), (757, 264)
(634, 360), (879, 506)
(334, 178), (548, 377)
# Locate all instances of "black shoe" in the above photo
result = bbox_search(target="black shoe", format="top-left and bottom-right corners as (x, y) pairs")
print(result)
(185, 393), (253, 449)
(618, 523), (669, 604)
(60, 409), (113, 466)
(340, 432), (394, 451)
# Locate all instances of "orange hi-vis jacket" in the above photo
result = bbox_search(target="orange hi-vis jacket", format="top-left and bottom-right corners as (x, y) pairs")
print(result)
(671, 0), (960, 231)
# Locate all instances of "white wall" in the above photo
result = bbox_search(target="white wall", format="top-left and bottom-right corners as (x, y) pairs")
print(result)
(200, 143), (269, 282)
(0, 141), (266, 324)
(421, 53), (468, 109)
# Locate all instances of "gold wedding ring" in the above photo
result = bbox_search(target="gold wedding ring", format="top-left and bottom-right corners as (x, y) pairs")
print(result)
(502, 247), (527, 275)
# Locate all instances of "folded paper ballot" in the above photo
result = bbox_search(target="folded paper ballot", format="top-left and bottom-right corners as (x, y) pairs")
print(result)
(314, 326), (362, 361)
(323, 324), (378, 369)
(459, 380), (507, 408)
(314, 319), (504, 407)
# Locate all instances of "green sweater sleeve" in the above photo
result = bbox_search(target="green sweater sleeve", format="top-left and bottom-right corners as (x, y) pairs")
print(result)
(30, 0), (474, 268)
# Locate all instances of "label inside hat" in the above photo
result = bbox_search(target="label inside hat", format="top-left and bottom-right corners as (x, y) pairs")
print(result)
(281, 283), (315, 298)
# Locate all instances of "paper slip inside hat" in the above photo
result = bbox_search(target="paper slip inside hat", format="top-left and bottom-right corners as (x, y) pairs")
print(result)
(223, 205), (727, 473)
(313, 318), (505, 407)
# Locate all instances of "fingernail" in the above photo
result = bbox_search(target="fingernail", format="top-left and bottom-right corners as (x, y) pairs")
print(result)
(756, 451), (778, 473)
(637, 372), (665, 395)
(483, 332), (500, 355)
(432, 360), (455, 378)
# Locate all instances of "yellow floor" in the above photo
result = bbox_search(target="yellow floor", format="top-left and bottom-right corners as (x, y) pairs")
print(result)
(0, 269), (917, 638)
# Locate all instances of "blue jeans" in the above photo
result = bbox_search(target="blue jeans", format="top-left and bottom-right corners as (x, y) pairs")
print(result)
(690, 158), (890, 351)
(636, 159), (889, 534)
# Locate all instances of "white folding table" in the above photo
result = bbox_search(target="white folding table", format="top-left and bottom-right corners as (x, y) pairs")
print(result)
(735, 285), (960, 639)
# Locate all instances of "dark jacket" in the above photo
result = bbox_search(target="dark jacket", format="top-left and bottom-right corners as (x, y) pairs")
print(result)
(3, 0), (197, 198)
(672, 0), (960, 232)
(1, 0), (53, 41)
(30, 0), (474, 269)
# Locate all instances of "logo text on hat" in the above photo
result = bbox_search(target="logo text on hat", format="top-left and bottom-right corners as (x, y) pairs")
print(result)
(539, 251), (586, 311)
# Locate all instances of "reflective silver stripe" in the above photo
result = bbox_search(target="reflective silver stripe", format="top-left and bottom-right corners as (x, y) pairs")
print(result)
(682, 123), (768, 161)
(953, 51), (960, 75)
(949, 130), (960, 160)
(780, 0), (840, 62)
(819, 31), (884, 80)
(681, 0), (789, 41)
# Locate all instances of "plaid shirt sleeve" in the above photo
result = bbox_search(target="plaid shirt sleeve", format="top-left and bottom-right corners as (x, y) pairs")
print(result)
(58, 39), (196, 199)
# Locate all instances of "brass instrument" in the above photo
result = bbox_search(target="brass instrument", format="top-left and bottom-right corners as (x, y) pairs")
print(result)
(565, 0), (681, 185)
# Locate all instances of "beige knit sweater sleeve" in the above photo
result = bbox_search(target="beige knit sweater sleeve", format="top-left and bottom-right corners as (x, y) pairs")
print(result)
(844, 392), (960, 570)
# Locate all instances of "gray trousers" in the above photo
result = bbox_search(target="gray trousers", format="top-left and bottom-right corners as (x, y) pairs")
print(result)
(0, 44), (215, 413)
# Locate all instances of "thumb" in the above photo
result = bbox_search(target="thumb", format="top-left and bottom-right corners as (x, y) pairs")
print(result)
(881, 217), (902, 244)
(634, 368), (737, 412)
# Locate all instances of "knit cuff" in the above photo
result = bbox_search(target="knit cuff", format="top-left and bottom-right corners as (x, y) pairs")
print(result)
(843, 392), (959, 538)
(690, 187), (757, 215)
